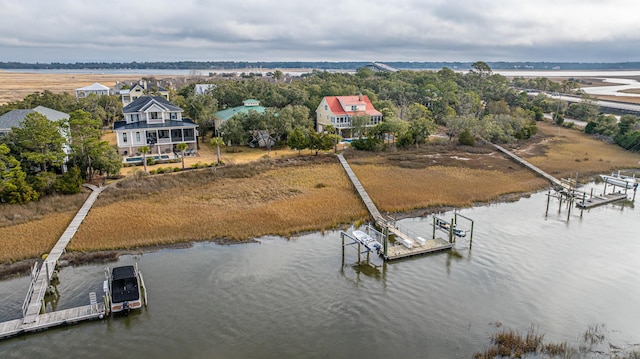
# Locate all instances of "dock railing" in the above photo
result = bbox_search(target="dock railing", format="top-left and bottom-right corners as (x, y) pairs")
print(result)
(21, 262), (40, 317)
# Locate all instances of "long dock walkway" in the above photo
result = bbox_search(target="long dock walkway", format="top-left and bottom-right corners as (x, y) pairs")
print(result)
(491, 144), (564, 188)
(337, 154), (384, 225)
(337, 154), (452, 260)
(1, 184), (106, 339)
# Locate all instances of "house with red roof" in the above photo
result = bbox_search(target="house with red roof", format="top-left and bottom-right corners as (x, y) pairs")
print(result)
(315, 95), (383, 137)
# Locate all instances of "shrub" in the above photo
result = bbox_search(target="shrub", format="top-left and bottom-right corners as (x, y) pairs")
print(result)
(29, 171), (57, 195)
(351, 138), (384, 151)
(458, 128), (476, 146)
(54, 166), (83, 194)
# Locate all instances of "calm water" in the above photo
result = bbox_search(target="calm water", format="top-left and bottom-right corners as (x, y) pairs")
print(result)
(1, 188), (639, 358)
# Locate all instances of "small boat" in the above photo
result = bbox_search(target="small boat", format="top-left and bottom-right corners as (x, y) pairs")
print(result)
(435, 218), (466, 237)
(108, 265), (143, 315)
(600, 171), (638, 190)
(352, 230), (382, 253)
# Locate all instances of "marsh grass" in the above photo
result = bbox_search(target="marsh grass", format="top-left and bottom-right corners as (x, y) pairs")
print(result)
(475, 323), (640, 358)
(526, 122), (640, 177)
(352, 163), (546, 212)
(1, 122), (640, 264)
(68, 160), (368, 251)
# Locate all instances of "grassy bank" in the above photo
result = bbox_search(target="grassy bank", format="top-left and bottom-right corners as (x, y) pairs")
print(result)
(0, 122), (639, 266)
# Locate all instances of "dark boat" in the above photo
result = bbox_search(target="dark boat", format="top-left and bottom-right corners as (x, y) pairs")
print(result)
(108, 265), (143, 315)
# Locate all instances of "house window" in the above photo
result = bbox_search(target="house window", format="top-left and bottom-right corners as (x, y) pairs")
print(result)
(170, 112), (177, 120)
(324, 105), (328, 110)
(131, 114), (139, 122)
(136, 132), (140, 141)
(150, 112), (159, 120)
(351, 105), (357, 111)
(123, 133), (128, 143)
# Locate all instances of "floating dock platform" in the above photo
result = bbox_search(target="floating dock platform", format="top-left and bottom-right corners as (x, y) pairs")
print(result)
(383, 236), (453, 260)
(576, 192), (629, 209)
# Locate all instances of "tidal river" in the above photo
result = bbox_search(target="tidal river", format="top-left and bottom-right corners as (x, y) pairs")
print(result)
(1, 187), (639, 358)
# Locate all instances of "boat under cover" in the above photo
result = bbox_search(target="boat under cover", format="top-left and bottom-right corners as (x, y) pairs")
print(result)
(352, 230), (382, 253)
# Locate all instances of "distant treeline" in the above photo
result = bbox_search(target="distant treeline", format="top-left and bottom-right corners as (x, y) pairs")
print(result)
(1, 61), (640, 71)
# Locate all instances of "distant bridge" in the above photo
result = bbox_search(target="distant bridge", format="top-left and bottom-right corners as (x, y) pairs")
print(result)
(527, 91), (640, 115)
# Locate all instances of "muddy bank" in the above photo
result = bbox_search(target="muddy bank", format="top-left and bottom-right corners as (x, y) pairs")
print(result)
(0, 238), (259, 280)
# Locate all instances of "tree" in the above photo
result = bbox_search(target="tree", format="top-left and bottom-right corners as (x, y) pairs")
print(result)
(287, 128), (308, 155)
(351, 114), (371, 139)
(186, 93), (218, 142)
(220, 117), (248, 151)
(409, 117), (436, 146)
(210, 137), (225, 164)
(12, 112), (67, 173)
(0, 144), (38, 204)
(446, 115), (478, 141)
(458, 128), (476, 146)
(91, 145), (122, 179)
(308, 131), (334, 155)
(139, 145), (150, 173)
(272, 70), (284, 81)
(68, 110), (103, 181)
(176, 142), (188, 169)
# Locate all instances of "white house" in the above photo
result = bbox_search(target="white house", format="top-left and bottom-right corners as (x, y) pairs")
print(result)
(315, 95), (383, 137)
(75, 83), (110, 98)
(113, 96), (198, 162)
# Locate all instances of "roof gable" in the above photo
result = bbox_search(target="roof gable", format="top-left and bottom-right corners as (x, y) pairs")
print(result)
(322, 95), (382, 116)
(0, 106), (68, 131)
(123, 96), (182, 114)
(76, 82), (109, 91)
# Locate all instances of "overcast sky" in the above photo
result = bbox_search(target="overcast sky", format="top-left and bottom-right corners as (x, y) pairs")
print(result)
(0, 0), (638, 63)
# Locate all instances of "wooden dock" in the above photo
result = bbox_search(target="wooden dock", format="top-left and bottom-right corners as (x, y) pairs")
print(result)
(384, 236), (453, 260)
(0, 185), (107, 340)
(337, 154), (453, 260)
(576, 192), (629, 209)
(492, 143), (565, 189)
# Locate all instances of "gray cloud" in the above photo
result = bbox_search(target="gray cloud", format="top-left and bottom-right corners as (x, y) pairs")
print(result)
(0, 0), (638, 63)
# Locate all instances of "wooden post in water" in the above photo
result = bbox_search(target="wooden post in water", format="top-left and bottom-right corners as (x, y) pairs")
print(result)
(558, 194), (563, 213)
(432, 217), (436, 239)
(383, 227), (388, 258)
(566, 197), (572, 221)
(545, 191), (551, 216)
(469, 220), (474, 248)
(357, 243), (361, 264)
(449, 218), (454, 243)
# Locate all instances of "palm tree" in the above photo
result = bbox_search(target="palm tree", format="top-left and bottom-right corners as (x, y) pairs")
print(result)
(210, 137), (224, 164)
(139, 145), (150, 173)
(176, 142), (188, 169)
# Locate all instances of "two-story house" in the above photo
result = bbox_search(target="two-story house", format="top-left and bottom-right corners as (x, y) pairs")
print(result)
(120, 82), (170, 105)
(113, 96), (198, 163)
(315, 95), (383, 138)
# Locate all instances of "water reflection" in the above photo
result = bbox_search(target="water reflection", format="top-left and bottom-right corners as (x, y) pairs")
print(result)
(1, 188), (640, 358)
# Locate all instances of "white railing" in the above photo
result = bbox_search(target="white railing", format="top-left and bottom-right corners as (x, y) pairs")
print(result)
(22, 262), (40, 316)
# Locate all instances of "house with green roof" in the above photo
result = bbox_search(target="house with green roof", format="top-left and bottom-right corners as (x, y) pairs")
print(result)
(213, 99), (266, 135)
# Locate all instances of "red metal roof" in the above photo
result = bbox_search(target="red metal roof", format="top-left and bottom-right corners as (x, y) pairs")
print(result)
(324, 95), (382, 116)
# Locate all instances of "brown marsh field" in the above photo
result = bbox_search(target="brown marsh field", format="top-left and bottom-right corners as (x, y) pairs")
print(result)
(1, 121), (640, 269)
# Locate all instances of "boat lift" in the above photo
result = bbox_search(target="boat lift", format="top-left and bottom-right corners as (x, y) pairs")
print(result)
(340, 224), (384, 265)
(432, 213), (475, 247)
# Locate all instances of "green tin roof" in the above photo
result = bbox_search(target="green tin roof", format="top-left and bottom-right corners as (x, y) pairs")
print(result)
(214, 101), (266, 121)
